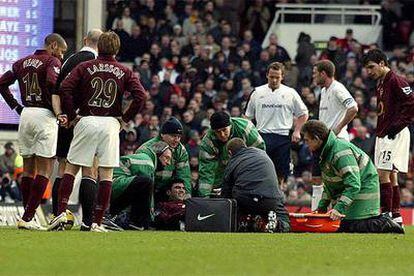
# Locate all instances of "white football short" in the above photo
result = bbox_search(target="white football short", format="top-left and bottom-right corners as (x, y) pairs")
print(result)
(18, 107), (58, 158)
(67, 116), (120, 168)
(374, 127), (410, 173)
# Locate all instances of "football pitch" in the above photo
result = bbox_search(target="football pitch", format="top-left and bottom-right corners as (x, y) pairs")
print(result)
(0, 227), (413, 276)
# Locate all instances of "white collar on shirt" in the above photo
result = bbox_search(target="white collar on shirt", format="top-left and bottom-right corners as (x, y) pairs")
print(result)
(79, 46), (98, 58)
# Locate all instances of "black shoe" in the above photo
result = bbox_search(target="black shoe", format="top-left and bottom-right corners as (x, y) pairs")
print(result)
(101, 216), (124, 231)
(382, 213), (405, 234)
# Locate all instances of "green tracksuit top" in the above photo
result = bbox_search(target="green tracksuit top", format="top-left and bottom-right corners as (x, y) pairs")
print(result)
(136, 136), (191, 194)
(112, 152), (157, 199)
(198, 117), (265, 197)
(318, 132), (380, 220)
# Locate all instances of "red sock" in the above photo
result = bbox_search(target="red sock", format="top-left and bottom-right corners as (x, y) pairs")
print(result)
(93, 181), (112, 225)
(57, 174), (75, 214)
(20, 176), (33, 208)
(392, 185), (401, 217)
(380, 182), (393, 213)
(22, 175), (48, 222)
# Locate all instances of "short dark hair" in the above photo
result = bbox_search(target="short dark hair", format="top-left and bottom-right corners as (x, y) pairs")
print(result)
(361, 49), (389, 67)
(301, 120), (329, 142)
(98, 31), (121, 55)
(226, 138), (247, 155)
(167, 178), (185, 190)
(266, 62), (285, 75)
(314, 60), (335, 78)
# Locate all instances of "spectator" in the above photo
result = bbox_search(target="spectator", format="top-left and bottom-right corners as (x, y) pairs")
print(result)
(319, 37), (346, 79)
(112, 7), (136, 35)
(295, 32), (316, 87)
(126, 25), (149, 61)
(351, 125), (375, 160)
(267, 33), (291, 63)
(0, 142), (18, 202)
(246, 0), (271, 42)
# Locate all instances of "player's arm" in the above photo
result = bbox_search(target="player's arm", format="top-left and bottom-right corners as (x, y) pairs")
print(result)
(387, 77), (414, 138)
(122, 71), (147, 123)
(333, 89), (358, 135)
(0, 69), (23, 114)
(292, 92), (309, 143)
(46, 58), (62, 96)
(51, 61), (67, 117)
(175, 145), (192, 195)
(60, 65), (81, 122)
(331, 152), (361, 215)
(198, 141), (218, 197)
(245, 120), (265, 150)
(244, 89), (256, 120)
(52, 95), (62, 115)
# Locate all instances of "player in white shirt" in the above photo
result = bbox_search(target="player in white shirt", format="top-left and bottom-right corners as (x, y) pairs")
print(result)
(310, 60), (358, 210)
(245, 62), (309, 186)
(313, 60), (358, 141)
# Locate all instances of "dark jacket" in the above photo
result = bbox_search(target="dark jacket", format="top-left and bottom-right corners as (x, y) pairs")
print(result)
(221, 147), (284, 201)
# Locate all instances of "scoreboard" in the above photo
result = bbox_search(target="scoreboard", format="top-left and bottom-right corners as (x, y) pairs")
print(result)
(0, 0), (54, 125)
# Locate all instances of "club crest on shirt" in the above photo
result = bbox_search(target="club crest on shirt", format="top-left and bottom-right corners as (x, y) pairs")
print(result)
(402, 86), (412, 95)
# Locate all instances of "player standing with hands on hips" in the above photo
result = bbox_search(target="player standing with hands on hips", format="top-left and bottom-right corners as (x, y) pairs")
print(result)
(49, 31), (146, 232)
(245, 62), (308, 187)
(313, 59), (358, 140)
(311, 59), (358, 210)
(362, 49), (414, 225)
(0, 33), (67, 230)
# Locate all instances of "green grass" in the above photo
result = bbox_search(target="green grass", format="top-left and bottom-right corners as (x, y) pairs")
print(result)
(0, 227), (413, 276)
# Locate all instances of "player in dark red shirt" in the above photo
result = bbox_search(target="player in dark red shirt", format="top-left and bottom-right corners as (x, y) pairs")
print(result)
(0, 33), (67, 230)
(49, 31), (146, 232)
(362, 49), (414, 225)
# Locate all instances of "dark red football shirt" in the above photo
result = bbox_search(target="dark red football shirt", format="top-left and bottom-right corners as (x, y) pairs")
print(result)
(376, 70), (414, 137)
(60, 55), (146, 122)
(0, 50), (61, 111)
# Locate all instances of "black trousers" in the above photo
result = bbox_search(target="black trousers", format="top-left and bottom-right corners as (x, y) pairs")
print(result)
(338, 214), (404, 234)
(236, 194), (291, 232)
(110, 176), (153, 228)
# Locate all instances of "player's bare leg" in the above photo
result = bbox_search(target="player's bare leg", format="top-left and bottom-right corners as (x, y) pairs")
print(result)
(19, 156), (54, 230)
(90, 167), (113, 232)
(79, 157), (98, 229)
(390, 171), (402, 224)
(378, 169), (393, 216)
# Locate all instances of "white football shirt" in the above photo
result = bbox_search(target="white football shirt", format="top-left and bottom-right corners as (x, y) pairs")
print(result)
(245, 84), (308, 135)
(319, 80), (357, 140)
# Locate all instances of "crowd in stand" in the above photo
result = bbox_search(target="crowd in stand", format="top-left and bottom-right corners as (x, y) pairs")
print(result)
(104, 0), (414, 207)
(1, 0), (413, 207)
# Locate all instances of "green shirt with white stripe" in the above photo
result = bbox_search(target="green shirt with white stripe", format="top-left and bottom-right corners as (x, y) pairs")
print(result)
(318, 132), (380, 220)
(112, 152), (157, 199)
(136, 136), (191, 194)
(198, 117), (265, 197)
